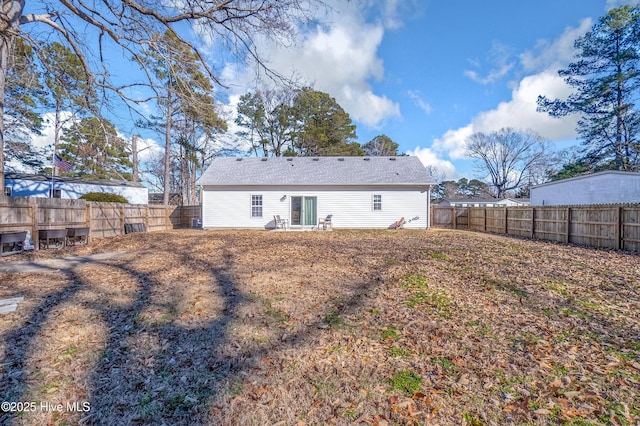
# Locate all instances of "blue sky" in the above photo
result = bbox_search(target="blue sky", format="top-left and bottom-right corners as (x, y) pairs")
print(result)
(213, 0), (637, 181)
(23, 0), (640, 185)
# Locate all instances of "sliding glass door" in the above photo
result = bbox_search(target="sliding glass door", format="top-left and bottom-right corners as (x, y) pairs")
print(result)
(290, 196), (317, 227)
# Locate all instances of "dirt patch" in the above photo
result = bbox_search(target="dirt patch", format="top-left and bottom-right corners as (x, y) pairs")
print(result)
(1, 229), (639, 425)
(0, 252), (128, 273)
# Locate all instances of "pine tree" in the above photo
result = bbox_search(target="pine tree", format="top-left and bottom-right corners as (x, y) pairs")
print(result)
(538, 5), (640, 171)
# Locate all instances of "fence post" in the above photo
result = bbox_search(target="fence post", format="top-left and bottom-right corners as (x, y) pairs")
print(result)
(31, 198), (39, 251)
(452, 207), (457, 230)
(86, 202), (92, 244)
(566, 207), (571, 244)
(617, 206), (623, 250)
(504, 207), (508, 235)
(530, 207), (536, 239)
(119, 204), (125, 235)
(483, 208), (487, 231)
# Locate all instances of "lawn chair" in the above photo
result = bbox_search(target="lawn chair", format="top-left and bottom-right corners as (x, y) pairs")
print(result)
(274, 215), (289, 230)
(319, 214), (333, 230)
(392, 217), (405, 230)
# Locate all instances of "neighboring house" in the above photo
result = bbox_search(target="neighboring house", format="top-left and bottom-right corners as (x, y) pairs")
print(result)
(438, 198), (530, 207)
(196, 156), (436, 229)
(4, 173), (149, 205)
(530, 171), (640, 206)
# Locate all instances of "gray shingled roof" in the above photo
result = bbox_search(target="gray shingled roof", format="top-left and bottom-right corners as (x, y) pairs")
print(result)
(197, 156), (435, 186)
(4, 172), (146, 188)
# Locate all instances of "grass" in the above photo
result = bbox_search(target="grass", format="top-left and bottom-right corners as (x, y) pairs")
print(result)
(0, 228), (638, 426)
(380, 326), (400, 340)
(387, 370), (423, 396)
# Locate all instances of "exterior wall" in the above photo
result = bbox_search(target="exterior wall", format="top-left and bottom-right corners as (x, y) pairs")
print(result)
(5, 178), (149, 205)
(201, 185), (429, 229)
(530, 173), (640, 206)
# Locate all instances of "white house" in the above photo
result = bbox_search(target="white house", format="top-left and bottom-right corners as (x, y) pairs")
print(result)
(4, 173), (149, 205)
(530, 171), (640, 206)
(196, 156), (436, 229)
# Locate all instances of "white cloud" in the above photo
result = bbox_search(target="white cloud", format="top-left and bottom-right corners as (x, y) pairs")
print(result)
(432, 125), (474, 160)
(464, 42), (515, 85)
(407, 90), (432, 115)
(473, 70), (579, 140)
(407, 147), (459, 180)
(217, 1), (404, 129)
(265, 18), (400, 127)
(519, 18), (593, 73)
(131, 135), (163, 161)
(431, 19), (590, 163)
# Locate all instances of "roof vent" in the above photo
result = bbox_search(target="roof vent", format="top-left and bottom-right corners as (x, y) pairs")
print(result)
(236, 158), (243, 161)
(286, 158), (293, 161)
(363, 158), (370, 161)
(338, 158), (345, 161)
(312, 158), (320, 161)
(261, 158), (267, 161)
(389, 157), (396, 161)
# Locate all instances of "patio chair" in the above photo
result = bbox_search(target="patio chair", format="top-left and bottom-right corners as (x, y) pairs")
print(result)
(319, 214), (333, 230)
(392, 217), (406, 230)
(274, 215), (289, 230)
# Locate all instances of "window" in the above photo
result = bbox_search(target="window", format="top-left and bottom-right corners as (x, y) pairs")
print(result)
(251, 195), (263, 217)
(49, 189), (61, 198)
(4, 186), (11, 197)
(373, 194), (382, 211)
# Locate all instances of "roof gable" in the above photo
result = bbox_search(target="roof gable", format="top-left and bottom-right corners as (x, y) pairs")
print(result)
(196, 156), (435, 186)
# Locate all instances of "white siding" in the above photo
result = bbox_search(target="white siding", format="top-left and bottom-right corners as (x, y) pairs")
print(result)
(531, 172), (640, 206)
(201, 185), (429, 229)
(6, 178), (149, 204)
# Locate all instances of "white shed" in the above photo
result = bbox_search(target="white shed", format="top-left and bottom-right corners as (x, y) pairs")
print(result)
(196, 156), (436, 229)
(530, 171), (640, 206)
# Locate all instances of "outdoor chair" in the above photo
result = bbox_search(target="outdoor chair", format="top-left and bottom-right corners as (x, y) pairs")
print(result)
(319, 214), (333, 230)
(274, 215), (289, 230)
(392, 217), (406, 230)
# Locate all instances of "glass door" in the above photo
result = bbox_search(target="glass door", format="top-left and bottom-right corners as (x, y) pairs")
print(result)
(291, 196), (302, 226)
(291, 196), (317, 227)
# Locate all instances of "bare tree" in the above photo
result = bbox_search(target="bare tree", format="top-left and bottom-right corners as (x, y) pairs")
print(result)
(0, 0), (320, 196)
(466, 128), (547, 198)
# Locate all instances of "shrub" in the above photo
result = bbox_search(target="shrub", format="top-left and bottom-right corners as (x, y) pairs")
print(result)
(80, 192), (129, 203)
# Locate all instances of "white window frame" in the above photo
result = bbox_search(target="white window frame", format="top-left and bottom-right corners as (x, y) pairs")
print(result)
(251, 194), (263, 218)
(372, 194), (382, 211)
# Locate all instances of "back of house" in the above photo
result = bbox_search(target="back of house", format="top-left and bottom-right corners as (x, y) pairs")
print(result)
(196, 156), (435, 229)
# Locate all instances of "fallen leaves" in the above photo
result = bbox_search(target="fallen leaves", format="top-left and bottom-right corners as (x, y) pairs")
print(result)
(0, 229), (638, 425)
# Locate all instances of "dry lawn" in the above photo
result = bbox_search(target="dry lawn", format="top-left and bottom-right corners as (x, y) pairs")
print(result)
(0, 229), (639, 426)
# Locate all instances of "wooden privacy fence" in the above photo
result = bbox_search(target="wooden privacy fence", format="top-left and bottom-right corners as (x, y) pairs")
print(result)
(431, 205), (640, 253)
(0, 197), (202, 247)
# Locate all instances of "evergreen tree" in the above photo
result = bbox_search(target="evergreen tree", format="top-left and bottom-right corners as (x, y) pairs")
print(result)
(39, 42), (95, 176)
(3, 38), (47, 171)
(292, 88), (361, 156)
(60, 117), (132, 180)
(538, 5), (640, 171)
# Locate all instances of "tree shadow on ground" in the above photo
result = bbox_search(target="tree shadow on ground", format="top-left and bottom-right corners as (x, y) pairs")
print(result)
(0, 237), (385, 425)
